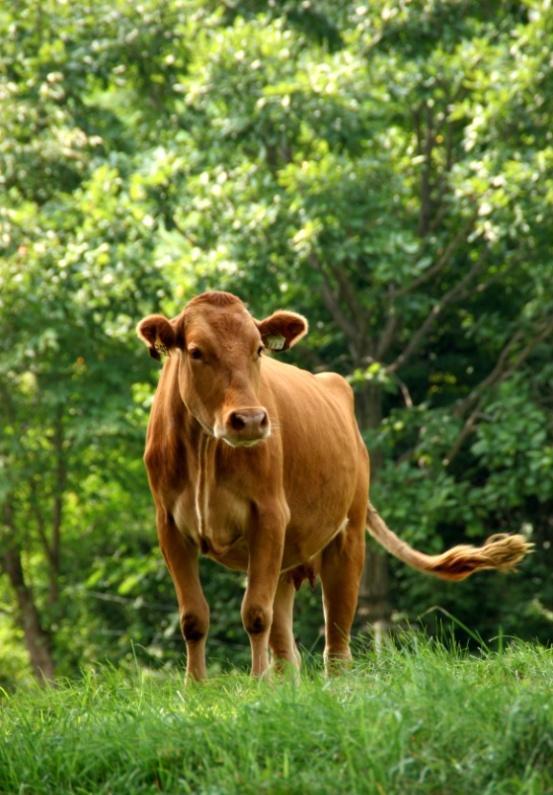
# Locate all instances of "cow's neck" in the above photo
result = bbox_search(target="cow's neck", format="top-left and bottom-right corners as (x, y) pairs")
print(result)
(181, 407), (221, 490)
(180, 407), (244, 553)
(181, 407), (214, 467)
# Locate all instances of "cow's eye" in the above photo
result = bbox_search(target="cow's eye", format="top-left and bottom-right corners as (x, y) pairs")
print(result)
(257, 345), (264, 358)
(189, 347), (203, 361)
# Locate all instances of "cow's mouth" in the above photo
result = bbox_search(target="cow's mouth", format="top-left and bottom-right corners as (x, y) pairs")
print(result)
(220, 430), (271, 448)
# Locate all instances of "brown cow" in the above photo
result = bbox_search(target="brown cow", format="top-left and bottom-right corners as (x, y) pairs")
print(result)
(137, 290), (531, 681)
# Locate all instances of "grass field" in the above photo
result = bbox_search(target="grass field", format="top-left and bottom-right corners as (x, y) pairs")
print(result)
(1, 637), (552, 794)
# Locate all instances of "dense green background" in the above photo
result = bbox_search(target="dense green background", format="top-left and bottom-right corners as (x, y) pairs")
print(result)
(1, 0), (552, 687)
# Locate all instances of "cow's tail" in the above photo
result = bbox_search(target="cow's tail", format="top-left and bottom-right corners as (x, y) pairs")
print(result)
(366, 503), (532, 581)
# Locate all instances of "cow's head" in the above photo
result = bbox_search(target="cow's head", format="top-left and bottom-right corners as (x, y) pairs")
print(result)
(137, 291), (308, 447)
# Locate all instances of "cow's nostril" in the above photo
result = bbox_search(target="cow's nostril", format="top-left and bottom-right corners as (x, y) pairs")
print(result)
(230, 412), (247, 431)
(227, 409), (269, 437)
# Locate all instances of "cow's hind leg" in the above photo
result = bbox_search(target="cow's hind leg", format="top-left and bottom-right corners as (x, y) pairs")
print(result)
(320, 514), (365, 675)
(158, 512), (209, 683)
(269, 574), (301, 673)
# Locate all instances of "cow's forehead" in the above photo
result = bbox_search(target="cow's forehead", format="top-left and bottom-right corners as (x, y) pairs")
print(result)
(184, 302), (260, 349)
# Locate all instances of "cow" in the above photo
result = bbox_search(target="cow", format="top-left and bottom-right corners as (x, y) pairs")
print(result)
(137, 290), (531, 681)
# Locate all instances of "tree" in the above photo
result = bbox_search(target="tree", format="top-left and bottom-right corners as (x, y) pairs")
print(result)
(1, 0), (552, 685)
(0, 0), (176, 679)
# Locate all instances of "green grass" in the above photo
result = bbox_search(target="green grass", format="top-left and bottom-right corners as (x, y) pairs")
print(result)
(1, 638), (552, 794)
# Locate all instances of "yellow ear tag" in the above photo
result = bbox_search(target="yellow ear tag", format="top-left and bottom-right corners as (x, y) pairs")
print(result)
(150, 341), (168, 360)
(265, 334), (286, 351)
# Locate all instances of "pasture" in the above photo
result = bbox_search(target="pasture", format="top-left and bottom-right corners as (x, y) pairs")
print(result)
(1, 638), (552, 794)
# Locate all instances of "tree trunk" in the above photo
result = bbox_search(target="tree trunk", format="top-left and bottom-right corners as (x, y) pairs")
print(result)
(356, 383), (392, 633)
(49, 407), (65, 605)
(2, 501), (55, 683)
(2, 545), (55, 683)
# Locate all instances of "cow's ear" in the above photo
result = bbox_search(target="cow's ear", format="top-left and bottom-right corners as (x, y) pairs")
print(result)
(136, 314), (181, 360)
(256, 311), (308, 352)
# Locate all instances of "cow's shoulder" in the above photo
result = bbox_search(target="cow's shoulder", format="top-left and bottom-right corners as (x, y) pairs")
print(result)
(261, 357), (354, 415)
(314, 370), (354, 407)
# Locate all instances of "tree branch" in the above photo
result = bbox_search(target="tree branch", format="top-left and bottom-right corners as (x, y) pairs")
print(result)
(29, 478), (52, 562)
(418, 102), (435, 237)
(396, 376), (414, 409)
(444, 406), (483, 468)
(444, 316), (553, 466)
(390, 213), (476, 302)
(386, 256), (485, 375)
(452, 326), (525, 418)
(327, 259), (367, 338)
(308, 254), (362, 355)
(376, 297), (399, 359)
(49, 405), (66, 605)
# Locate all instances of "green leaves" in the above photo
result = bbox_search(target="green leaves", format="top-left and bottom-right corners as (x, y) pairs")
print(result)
(2, 0), (553, 683)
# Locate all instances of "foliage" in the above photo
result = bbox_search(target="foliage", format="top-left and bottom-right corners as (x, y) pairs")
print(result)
(1, 0), (552, 684)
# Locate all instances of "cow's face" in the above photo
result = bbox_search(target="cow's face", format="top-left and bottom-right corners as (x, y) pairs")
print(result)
(137, 292), (308, 447)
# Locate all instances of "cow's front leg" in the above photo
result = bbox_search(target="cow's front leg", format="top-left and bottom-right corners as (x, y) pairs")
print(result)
(242, 504), (287, 677)
(157, 512), (209, 683)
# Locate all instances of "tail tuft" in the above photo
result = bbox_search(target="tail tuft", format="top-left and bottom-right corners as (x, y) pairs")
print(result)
(428, 533), (534, 581)
(367, 504), (533, 581)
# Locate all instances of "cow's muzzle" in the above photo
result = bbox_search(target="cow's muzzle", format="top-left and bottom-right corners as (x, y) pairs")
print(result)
(219, 407), (270, 447)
